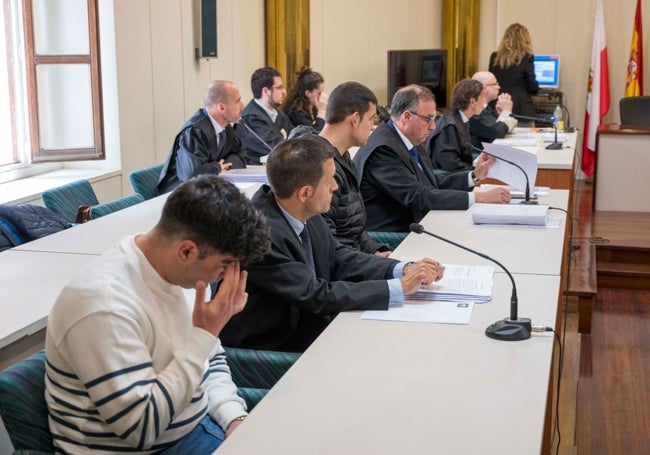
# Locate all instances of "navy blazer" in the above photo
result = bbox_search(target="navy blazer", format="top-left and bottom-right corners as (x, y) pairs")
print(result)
(354, 121), (471, 232)
(220, 185), (398, 352)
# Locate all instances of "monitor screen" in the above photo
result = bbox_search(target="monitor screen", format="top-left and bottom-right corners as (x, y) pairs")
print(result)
(533, 55), (560, 88)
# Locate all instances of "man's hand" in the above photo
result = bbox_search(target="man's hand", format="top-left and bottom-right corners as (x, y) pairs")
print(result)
(219, 159), (233, 172)
(495, 93), (513, 114)
(226, 417), (245, 437)
(400, 258), (445, 294)
(475, 187), (511, 204)
(192, 262), (247, 337)
(473, 153), (495, 180)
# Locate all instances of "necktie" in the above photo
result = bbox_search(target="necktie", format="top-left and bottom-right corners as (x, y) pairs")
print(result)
(409, 146), (434, 184)
(217, 130), (226, 149)
(299, 225), (316, 277)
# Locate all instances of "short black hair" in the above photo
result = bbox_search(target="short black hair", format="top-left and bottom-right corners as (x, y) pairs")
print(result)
(158, 175), (270, 264)
(266, 136), (336, 199)
(251, 67), (281, 99)
(325, 82), (377, 124)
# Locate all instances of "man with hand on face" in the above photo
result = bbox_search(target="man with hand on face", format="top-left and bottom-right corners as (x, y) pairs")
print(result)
(236, 66), (294, 164)
(46, 175), (270, 453)
(219, 137), (445, 353)
(354, 84), (511, 234)
(157, 80), (247, 194)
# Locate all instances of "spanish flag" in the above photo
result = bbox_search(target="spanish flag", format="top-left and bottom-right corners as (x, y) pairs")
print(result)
(625, 0), (643, 97)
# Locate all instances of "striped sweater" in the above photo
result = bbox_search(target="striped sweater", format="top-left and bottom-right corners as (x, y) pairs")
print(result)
(45, 236), (246, 453)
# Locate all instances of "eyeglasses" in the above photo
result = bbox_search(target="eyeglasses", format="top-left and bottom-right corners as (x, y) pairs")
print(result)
(485, 82), (500, 87)
(272, 85), (285, 91)
(409, 111), (436, 125)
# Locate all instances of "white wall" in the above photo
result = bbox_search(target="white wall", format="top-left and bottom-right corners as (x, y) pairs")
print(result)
(112, 0), (265, 194)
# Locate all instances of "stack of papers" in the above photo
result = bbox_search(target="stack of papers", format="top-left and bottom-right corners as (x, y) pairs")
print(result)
(409, 264), (493, 303)
(361, 264), (493, 324)
(471, 203), (549, 226)
(220, 167), (268, 183)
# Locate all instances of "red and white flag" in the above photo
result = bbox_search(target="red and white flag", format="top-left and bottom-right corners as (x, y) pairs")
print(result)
(582, 0), (611, 177)
(625, 0), (643, 97)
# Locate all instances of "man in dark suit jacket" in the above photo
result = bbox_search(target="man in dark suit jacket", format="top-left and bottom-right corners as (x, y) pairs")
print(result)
(236, 67), (294, 164)
(157, 80), (248, 194)
(219, 137), (444, 352)
(354, 84), (510, 233)
(468, 71), (518, 149)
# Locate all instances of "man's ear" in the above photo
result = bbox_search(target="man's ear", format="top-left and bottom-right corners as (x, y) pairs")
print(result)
(176, 239), (199, 263)
(261, 86), (271, 99)
(296, 185), (313, 202)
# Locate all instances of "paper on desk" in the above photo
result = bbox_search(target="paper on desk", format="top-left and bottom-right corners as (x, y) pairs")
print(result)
(219, 167), (268, 183)
(471, 203), (549, 226)
(482, 143), (538, 192)
(361, 300), (474, 324)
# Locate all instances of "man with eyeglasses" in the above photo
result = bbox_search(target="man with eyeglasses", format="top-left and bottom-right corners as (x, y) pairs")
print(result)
(354, 84), (510, 233)
(468, 71), (518, 149)
(236, 67), (294, 164)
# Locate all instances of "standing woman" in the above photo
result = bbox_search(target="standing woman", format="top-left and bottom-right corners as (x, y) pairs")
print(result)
(489, 23), (539, 118)
(282, 67), (328, 132)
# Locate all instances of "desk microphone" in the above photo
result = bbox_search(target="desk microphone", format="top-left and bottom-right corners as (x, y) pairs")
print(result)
(509, 113), (562, 150)
(408, 223), (531, 341)
(464, 143), (538, 205)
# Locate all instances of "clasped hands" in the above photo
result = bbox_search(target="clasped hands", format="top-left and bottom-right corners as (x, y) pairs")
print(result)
(401, 258), (445, 294)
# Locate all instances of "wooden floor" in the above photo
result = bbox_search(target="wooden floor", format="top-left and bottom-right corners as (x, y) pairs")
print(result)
(554, 180), (650, 454)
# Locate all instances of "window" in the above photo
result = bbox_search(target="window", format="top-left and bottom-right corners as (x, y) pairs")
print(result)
(0, 0), (104, 168)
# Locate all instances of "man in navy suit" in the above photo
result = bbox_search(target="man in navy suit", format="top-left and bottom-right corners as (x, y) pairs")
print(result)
(220, 137), (445, 352)
(157, 80), (248, 194)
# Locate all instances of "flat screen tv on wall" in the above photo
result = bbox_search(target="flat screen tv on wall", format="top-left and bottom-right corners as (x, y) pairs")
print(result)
(388, 49), (448, 108)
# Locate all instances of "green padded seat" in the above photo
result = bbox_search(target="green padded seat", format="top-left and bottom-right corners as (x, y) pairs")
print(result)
(224, 347), (300, 390)
(129, 164), (164, 200)
(0, 350), (54, 454)
(88, 193), (145, 220)
(41, 179), (99, 223)
(367, 231), (408, 251)
(236, 387), (269, 411)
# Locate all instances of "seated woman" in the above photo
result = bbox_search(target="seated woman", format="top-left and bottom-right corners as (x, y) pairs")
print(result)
(282, 67), (328, 132)
(428, 79), (486, 172)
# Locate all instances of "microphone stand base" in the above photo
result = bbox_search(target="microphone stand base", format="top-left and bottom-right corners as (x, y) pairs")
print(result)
(485, 317), (532, 341)
(545, 142), (563, 150)
(519, 199), (539, 205)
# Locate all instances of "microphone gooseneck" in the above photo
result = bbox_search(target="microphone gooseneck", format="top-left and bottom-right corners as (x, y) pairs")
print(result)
(408, 223), (531, 341)
(464, 143), (538, 205)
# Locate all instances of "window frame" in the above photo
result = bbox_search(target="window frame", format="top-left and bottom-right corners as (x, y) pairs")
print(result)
(21, 0), (105, 163)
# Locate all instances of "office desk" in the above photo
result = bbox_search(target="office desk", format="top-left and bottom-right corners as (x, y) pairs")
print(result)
(394, 190), (569, 276)
(13, 182), (263, 255)
(0, 250), (95, 350)
(216, 273), (560, 455)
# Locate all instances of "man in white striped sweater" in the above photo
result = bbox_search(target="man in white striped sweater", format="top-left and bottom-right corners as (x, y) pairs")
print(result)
(45, 175), (270, 453)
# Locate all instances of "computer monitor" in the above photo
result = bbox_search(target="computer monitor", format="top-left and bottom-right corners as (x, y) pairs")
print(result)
(533, 55), (560, 88)
(388, 49), (447, 108)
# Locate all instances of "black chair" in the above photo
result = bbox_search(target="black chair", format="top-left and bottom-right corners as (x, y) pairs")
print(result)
(620, 96), (650, 125)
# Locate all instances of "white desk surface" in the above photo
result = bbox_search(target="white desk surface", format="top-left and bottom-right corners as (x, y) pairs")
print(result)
(393, 190), (569, 276)
(511, 129), (577, 171)
(216, 273), (560, 455)
(0, 250), (95, 349)
(13, 182), (263, 255)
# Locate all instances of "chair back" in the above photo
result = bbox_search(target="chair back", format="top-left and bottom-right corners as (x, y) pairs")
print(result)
(129, 164), (164, 200)
(0, 350), (54, 453)
(41, 179), (99, 223)
(88, 193), (145, 220)
(620, 96), (650, 125)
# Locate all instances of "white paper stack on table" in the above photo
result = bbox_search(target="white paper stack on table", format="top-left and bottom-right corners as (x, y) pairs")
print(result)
(471, 203), (549, 226)
(408, 264), (494, 303)
(219, 167), (268, 183)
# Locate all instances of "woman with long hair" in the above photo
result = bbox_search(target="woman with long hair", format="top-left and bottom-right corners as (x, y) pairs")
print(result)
(488, 23), (539, 118)
(282, 67), (328, 131)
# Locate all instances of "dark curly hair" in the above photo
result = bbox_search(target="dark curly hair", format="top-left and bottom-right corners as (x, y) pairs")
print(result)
(282, 67), (324, 122)
(158, 175), (270, 264)
(450, 79), (484, 111)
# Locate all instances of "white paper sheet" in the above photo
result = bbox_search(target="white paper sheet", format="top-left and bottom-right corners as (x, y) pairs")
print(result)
(482, 143), (538, 192)
(361, 300), (474, 324)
